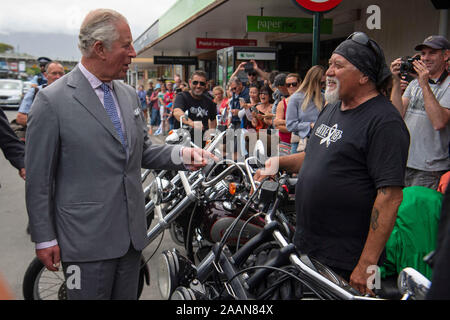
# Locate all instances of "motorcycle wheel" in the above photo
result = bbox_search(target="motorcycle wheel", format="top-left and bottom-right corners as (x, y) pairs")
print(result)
(22, 257), (147, 300)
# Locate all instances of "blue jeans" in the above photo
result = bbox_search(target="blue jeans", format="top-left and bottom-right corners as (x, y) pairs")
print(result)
(291, 142), (299, 154)
(150, 108), (160, 126)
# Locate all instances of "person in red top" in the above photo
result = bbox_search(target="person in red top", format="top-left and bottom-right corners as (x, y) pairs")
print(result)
(148, 85), (161, 134)
(164, 82), (175, 131)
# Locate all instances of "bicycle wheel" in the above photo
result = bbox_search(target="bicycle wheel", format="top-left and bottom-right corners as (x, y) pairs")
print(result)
(23, 257), (147, 300)
(22, 257), (66, 300)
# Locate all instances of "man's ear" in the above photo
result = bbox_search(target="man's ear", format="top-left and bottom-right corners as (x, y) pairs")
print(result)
(92, 41), (107, 60)
(443, 49), (450, 63)
(359, 75), (370, 85)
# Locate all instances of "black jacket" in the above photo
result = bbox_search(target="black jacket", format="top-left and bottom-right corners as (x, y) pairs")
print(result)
(0, 108), (25, 172)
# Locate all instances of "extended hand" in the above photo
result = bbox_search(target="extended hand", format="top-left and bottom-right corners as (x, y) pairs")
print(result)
(36, 245), (61, 272)
(237, 62), (246, 71)
(182, 147), (218, 170)
(253, 157), (278, 182)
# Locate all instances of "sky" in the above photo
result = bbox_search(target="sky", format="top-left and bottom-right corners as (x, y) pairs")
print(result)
(0, 0), (178, 60)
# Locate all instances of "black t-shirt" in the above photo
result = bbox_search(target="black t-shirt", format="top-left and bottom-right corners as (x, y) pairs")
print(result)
(173, 91), (217, 130)
(294, 95), (410, 271)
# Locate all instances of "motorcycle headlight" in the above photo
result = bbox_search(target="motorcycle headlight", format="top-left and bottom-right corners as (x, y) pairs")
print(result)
(157, 249), (197, 300)
(158, 250), (177, 300)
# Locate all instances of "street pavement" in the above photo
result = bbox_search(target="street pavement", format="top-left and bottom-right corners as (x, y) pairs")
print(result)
(0, 109), (182, 300)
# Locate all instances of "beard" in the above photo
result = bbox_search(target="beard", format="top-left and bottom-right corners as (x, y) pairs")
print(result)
(191, 87), (205, 98)
(324, 77), (340, 104)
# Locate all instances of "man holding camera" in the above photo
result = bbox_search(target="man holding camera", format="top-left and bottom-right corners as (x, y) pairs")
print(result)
(391, 35), (450, 190)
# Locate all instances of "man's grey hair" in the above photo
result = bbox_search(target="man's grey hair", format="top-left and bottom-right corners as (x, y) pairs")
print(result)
(229, 76), (242, 86)
(78, 9), (127, 57)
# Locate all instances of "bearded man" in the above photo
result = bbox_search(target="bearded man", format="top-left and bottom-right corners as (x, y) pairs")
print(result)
(255, 32), (410, 296)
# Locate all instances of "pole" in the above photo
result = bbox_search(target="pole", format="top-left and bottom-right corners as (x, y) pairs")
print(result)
(312, 12), (322, 66)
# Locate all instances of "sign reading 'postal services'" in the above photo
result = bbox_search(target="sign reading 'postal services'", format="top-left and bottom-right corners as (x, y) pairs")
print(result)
(196, 38), (257, 49)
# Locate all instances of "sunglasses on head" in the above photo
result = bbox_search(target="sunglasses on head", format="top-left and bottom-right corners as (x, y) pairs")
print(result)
(347, 32), (382, 63)
(286, 82), (298, 88)
(192, 80), (206, 86)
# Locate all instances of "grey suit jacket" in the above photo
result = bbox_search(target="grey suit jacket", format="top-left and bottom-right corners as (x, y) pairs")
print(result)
(25, 66), (185, 262)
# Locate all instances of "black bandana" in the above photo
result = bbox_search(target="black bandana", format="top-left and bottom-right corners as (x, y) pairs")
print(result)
(333, 38), (391, 86)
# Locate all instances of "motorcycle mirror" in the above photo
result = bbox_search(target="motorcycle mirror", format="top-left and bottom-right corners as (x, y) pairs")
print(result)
(165, 130), (181, 145)
(397, 267), (431, 300)
(254, 140), (266, 167)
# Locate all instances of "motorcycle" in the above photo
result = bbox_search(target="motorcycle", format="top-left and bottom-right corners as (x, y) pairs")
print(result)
(156, 149), (432, 301)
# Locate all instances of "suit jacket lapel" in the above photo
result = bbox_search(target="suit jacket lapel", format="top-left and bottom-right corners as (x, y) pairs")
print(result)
(68, 67), (123, 145)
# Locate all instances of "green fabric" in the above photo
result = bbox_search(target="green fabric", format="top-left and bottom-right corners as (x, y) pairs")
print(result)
(380, 186), (442, 280)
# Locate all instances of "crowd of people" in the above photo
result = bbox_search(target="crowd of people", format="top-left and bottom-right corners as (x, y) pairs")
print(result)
(0, 6), (449, 300)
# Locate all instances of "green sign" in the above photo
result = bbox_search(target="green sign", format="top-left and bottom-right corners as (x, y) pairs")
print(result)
(246, 16), (332, 34)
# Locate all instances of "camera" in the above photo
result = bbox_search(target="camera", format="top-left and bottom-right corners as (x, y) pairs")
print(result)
(244, 62), (254, 74)
(250, 105), (257, 113)
(400, 55), (420, 75)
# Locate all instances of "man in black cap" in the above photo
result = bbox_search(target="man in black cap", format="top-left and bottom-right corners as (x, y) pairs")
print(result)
(255, 32), (410, 296)
(390, 35), (450, 190)
(31, 57), (52, 87)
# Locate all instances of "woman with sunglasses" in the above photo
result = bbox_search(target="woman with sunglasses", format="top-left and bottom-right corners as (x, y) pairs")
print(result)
(286, 65), (325, 154)
(251, 84), (274, 131)
(274, 73), (301, 155)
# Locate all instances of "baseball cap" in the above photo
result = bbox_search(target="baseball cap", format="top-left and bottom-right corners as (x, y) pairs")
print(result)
(155, 83), (161, 89)
(415, 35), (450, 51)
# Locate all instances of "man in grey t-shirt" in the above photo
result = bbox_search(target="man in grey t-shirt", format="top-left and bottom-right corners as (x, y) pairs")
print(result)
(390, 35), (450, 189)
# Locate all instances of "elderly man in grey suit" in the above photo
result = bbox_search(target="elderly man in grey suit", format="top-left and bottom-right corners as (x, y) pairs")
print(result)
(25, 9), (213, 300)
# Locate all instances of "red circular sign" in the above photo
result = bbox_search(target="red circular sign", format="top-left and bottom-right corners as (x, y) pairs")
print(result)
(293, 0), (342, 12)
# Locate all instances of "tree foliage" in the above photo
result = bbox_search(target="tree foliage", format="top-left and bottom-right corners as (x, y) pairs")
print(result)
(0, 43), (14, 53)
